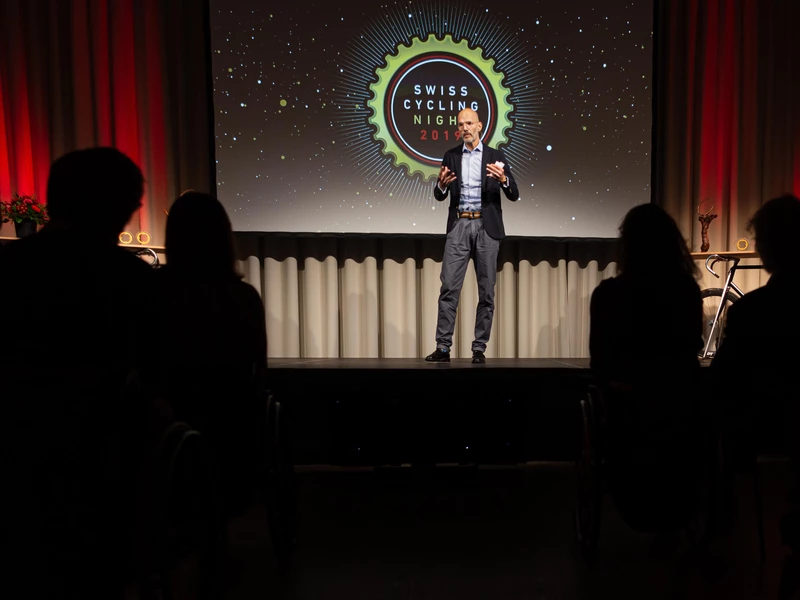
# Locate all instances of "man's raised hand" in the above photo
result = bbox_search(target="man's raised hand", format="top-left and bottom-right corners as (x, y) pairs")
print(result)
(486, 162), (507, 185)
(438, 165), (457, 189)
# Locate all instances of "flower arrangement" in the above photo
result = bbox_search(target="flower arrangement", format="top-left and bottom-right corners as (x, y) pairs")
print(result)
(1, 193), (49, 225)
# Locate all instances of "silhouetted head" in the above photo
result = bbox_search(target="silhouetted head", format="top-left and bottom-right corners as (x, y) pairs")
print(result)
(617, 203), (698, 279)
(747, 194), (800, 274)
(46, 148), (144, 236)
(165, 191), (237, 277)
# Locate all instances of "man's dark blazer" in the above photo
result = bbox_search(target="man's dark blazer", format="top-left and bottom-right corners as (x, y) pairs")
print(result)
(433, 142), (520, 240)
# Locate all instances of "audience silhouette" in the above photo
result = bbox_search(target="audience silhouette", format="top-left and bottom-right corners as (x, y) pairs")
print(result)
(712, 194), (800, 595)
(589, 202), (708, 532)
(2, 146), (795, 597)
(590, 202), (702, 384)
(0, 147), (171, 599)
(712, 194), (800, 463)
(154, 191), (268, 520)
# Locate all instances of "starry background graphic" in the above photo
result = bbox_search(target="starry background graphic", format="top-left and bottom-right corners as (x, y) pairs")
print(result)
(210, 0), (653, 237)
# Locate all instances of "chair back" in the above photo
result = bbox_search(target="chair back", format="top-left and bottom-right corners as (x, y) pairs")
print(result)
(150, 421), (224, 599)
(600, 378), (714, 533)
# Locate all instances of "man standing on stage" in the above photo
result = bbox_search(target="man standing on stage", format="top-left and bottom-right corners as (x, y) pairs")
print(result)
(425, 108), (519, 363)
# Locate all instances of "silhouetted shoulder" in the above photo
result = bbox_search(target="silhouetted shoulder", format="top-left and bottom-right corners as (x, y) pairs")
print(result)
(592, 275), (621, 294)
(724, 284), (763, 317)
(723, 275), (800, 342)
(590, 276), (624, 305)
(227, 279), (266, 337)
(236, 279), (264, 309)
(0, 232), (46, 266)
(110, 245), (157, 276)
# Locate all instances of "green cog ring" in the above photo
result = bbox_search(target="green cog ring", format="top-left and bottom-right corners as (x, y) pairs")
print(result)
(367, 34), (513, 181)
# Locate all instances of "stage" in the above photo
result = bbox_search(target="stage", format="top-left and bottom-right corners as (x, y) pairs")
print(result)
(268, 358), (593, 466)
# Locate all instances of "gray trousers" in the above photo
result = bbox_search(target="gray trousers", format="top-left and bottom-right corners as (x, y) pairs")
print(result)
(435, 218), (501, 353)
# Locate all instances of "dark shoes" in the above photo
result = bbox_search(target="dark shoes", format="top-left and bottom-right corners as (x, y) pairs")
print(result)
(425, 349), (486, 363)
(425, 348), (450, 362)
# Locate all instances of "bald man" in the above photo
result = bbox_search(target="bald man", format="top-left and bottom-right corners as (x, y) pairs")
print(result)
(425, 108), (519, 363)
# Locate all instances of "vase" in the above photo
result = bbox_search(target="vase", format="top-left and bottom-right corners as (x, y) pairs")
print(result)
(14, 220), (37, 238)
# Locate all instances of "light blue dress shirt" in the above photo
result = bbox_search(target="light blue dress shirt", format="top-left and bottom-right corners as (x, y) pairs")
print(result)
(459, 141), (483, 213)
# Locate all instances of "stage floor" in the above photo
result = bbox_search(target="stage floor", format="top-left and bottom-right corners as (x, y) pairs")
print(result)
(270, 357), (591, 370)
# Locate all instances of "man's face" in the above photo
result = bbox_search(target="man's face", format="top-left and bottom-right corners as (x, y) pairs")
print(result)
(457, 110), (482, 146)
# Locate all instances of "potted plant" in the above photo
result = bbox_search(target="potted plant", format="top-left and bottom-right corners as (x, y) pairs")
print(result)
(1, 193), (48, 238)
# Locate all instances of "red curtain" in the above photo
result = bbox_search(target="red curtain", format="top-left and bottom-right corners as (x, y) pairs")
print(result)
(0, 0), (212, 245)
(656, 0), (800, 251)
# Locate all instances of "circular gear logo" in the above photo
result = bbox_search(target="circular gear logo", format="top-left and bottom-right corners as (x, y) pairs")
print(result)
(368, 34), (513, 181)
